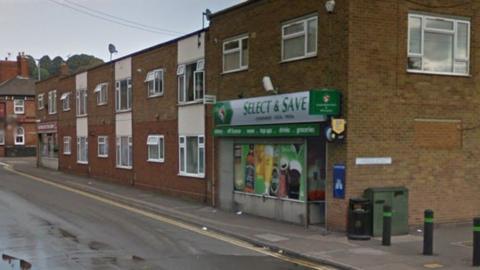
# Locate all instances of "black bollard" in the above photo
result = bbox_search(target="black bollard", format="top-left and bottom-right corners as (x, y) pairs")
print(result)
(382, 205), (392, 246)
(474, 217), (480, 267)
(423, 209), (434, 255)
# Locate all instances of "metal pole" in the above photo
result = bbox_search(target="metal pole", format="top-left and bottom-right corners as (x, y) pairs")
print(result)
(382, 205), (392, 246)
(423, 209), (434, 255)
(473, 217), (480, 267)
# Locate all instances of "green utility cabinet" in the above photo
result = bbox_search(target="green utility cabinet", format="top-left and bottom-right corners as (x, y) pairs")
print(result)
(364, 187), (409, 237)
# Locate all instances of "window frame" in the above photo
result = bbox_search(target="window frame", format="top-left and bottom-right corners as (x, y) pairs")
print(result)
(177, 61), (204, 104)
(115, 78), (132, 112)
(116, 136), (133, 169)
(222, 35), (249, 73)
(95, 83), (108, 106)
(37, 94), (44, 110)
(63, 136), (71, 155)
(77, 136), (88, 164)
(407, 13), (471, 76)
(14, 126), (25, 145)
(145, 69), (164, 98)
(97, 136), (108, 158)
(48, 90), (57, 115)
(147, 134), (165, 163)
(61, 92), (71, 111)
(14, 99), (25, 115)
(178, 135), (205, 178)
(76, 88), (88, 116)
(281, 15), (318, 62)
(0, 129), (4, 145)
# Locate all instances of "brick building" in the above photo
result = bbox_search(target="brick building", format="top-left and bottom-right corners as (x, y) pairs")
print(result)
(36, 0), (480, 231)
(0, 53), (36, 157)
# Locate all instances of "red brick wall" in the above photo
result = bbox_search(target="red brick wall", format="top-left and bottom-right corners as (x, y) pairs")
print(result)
(0, 61), (18, 83)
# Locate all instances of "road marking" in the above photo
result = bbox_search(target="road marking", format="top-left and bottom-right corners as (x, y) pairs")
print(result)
(3, 167), (335, 270)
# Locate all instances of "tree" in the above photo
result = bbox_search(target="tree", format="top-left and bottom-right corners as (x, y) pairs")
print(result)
(24, 54), (104, 80)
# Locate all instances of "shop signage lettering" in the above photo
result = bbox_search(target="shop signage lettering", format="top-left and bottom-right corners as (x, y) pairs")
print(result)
(37, 122), (57, 133)
(213, 123), (320, 137)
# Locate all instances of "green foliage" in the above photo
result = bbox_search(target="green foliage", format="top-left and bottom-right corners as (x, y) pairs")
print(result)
(25, 54), (104, 80)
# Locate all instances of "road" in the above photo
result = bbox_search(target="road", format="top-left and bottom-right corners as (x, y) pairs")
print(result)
(0, 165), (326, 270)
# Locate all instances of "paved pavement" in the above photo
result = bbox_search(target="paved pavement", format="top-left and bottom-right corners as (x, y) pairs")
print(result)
(0, 157), (477, 270)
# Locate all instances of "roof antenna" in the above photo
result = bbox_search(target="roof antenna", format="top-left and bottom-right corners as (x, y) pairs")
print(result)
(108, 44), (118, 61)
(202, 9), (212, 29)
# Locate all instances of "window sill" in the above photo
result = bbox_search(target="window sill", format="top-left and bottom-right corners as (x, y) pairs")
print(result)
(178, 172), (205, 179)
(280, 54), (317, 64)
(14, 143), (25, 146)
(63, 153), (71, 155)
(97, 103), (108, 106)
(48, 112), (57, 115)
(116, 165), (132, 170)
(221, 67), (248, 75)
(406, 69), (471, 77)
(98, 155), (108, 158)
(77, 161), (88, 165)
(178, 100), (204, 106)
(148, 159), (165, 163)
(116, 109), (132, 114)
(147, 93), (164, 99)
(63, 109), (71, 112)
(76, 114), (88, 118)
(15, 112), (25, 115)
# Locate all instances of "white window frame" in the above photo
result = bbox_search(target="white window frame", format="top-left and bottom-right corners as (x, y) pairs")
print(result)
(178, 61), (205, 104)
(94, 83), (108, 106)
(97, 136), (108, 158)
(281, 15), (318, 62)
(14, 99), (25, 114)
(407, 13), (470, 76)
(37, 94), (44, 110)
(222, 36), (248, 73)
(147, 135), (164, 163)
(77, 136), (88, 164)
(178, 135), (205, 178)
(76, 89), (87, 116)
(115, 78), (132, 112)
(0, 129), (4, 145)
(48, 90), (57, 114)
(145, 69), (164, 97)
(63, 136), (71, 155)
(14, 126), (25, 145)
(61, 92), (71, 111)
(116, 136), (133, 169)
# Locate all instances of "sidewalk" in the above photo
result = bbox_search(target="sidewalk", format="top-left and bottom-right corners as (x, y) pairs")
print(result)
(0, 157), (476, 270)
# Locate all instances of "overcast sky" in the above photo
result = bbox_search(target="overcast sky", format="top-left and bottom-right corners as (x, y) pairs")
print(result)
(0, 0), (243, 61)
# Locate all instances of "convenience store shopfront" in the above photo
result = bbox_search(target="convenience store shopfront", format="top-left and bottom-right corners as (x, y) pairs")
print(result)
(214, 90), (340, 225)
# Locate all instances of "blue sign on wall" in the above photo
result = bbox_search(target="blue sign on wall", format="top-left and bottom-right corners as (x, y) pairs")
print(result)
(333, 164), (345, 199)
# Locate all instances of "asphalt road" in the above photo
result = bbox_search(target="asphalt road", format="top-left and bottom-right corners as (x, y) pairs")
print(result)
(0, 165), (319, 270)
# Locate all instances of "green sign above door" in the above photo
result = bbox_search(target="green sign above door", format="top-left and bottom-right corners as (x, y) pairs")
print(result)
(309, 89), (341, 116)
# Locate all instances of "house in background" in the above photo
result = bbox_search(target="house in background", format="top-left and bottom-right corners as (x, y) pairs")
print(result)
(0, 53), (37, 157)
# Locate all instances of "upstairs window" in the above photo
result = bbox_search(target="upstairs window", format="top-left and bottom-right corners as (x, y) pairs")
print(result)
(60, 92), (71, 111)
(408, 13), (470, 75)
(145, 69), (164, 97)
(76, 89), (87, 116)
(37, 94), (44, 110)
(14, 99), (25, 114)
(115, 78), (132, 112)
(282, 15), (318, 61)
(147, 135), (165, 162)
(178, 60), (204, 103)
(15, 126), (24, 145)
(94, 83), (108, 105)
(48, 90), (57, 114)
(223, 36), (248, 73)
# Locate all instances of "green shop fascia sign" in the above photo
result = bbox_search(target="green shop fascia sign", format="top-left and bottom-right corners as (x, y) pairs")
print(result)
(213, 89), (340, 131)
(213, 123), (320, 137)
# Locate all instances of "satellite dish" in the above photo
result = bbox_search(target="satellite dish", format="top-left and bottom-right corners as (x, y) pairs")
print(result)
(205, 9), (212, 19)
(108, 44), (118, 61)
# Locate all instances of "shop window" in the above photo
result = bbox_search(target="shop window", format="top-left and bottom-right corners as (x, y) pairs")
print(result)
(63, 136), (71, 155)
(116, 136), (132, 169)
(177, 60), (204, 103)
(282, 15), (317, 61)
(115, 78), (132, 112)
(76, 89), (87, 116)
(14, 127), (25, 145)
(145, 69), (164, 97)
(77, 136), (88, 164)
(408, 13), (470, 75)
(94, 83), (108, 105)
(98, 136), (108, 157)
(147, 135), (164, 162)
(61, 92), (71, 111)
(223, 36), (248, 73)
(0, 129), (4, 145)
(37, 94), (44, 110)
(179, 135), (204, 177)
(14, 99), (25, 114)
(48, 90), (57, 114)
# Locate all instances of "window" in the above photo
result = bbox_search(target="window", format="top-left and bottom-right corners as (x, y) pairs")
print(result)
(116, 136), (132, 168)
(77, 136), (88, 163)
(60, 92), (71, 111)
(179, 135), (205, 177)
(223, 36), (248, 72)
(14, 99), (24, 114)
(178, 60), (204, 103)
(37, 94), (44, 110)
(94, 83), (108, 105)
(15, 126), (25, 145)
(408, 13), (470, 75)
(147, 135), (164, 162)
(48, 90), (57, 114)
(76, 89), (87, 116)
(115, 78), (132, 112)
(0, 129), (4, 145)
(98, 136), (108, 157)
(282, 16), (318, 61)
(145, 69), (164, 97)
(63, 136), (71, 155)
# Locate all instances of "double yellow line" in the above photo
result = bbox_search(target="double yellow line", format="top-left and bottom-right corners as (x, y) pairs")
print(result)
(3, 165), (335, 270)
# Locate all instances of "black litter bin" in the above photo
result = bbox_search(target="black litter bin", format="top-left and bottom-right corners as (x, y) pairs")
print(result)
(347, 198), (371, 240)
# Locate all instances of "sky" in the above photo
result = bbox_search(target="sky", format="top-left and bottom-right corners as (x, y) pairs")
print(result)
(0, 0), (243, 61)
